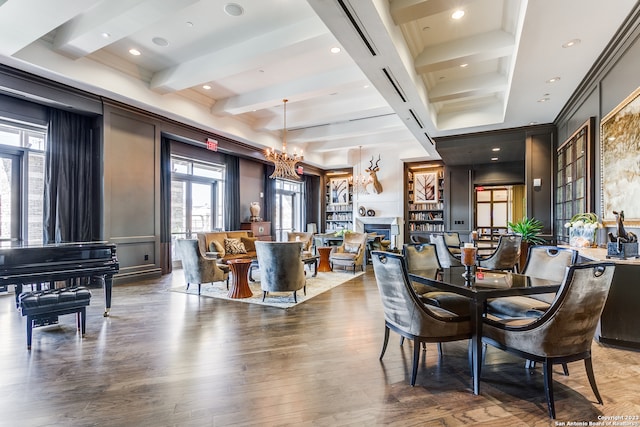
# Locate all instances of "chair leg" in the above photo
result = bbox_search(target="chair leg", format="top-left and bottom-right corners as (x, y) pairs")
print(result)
(562, 363), (569, 376)
(399, 336), (405, 346)
(584, 356), (603, 404)
(543, 359), (556, 419)
(262, 291), (267, 302)
(380, 326), (390, 360)
(197, 284), (201, 295)
(411, 339), (421, 386)
(437, 342), (442, 356)
(293, 291), (297, 303)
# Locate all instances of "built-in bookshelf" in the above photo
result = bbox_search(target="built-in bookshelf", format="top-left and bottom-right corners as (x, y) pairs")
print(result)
(405, 162), (445, 242)
(324, 173), (353, 232)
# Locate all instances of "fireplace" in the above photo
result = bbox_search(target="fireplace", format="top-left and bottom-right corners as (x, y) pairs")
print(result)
(363, 223), (391, 240)
(355, 217), (400, 247)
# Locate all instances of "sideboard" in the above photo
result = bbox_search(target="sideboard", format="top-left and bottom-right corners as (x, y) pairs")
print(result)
(240, 221), (272, 241)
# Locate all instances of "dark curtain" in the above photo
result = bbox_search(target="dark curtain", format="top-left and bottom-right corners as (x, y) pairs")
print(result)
(160, 137), (172, 274)
(43, 108), (99, 243)
(224, 154), (240, 231)
(304, 174), (320, 232)
(263, 164), (277, 236)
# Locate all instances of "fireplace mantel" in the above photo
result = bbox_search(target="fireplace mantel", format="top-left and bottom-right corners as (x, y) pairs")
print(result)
(355, 216), (399, 233)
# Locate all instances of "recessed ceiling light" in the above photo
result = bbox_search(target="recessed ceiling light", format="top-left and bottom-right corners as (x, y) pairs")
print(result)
(492, 148), (500, 152)
(547, 76), (561, 83)
(538, 97), (550, 103)
(224, 3), (244, 17)
(101, 32), (111, 38)
(186, 21), (194, 27)
(152, 37), (169, 47)
(529, 121), (538, 125)
(491, 157), (499, 161)
(330, 47), (341, 54)
(129, 48), (141, 56)
(363, 85), (370, 89)
(451, 9), (465, 20)
(562, 38), (581, 48)
(460, 63), (468, 68)
(202, 85), (211, 90)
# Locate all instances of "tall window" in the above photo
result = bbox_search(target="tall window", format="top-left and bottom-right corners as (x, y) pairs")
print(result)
(0, 120), (46, 245)
(475, 186), (513, 248)
(170, 156), (225, 256)
(275, 179), (303, 241)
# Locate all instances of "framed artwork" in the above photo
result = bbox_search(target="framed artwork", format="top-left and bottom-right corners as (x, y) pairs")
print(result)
(413, 172), (438, 203)
(601, 86), (640, 225)
(330, 177), (349, 205)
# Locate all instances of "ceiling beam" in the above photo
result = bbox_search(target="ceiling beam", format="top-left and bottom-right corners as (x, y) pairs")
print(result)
(415, 30), (514, 73)
(149, 18), (331, 94)
(390, 0), (478, 25)
(429, 72), (507, 103)
(53, 0), (198, 59)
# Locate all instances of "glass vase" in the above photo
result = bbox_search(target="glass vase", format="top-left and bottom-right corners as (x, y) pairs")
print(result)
(569, 227), (595, 248)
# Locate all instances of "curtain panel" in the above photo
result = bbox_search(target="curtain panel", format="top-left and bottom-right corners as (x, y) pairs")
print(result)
(160, 137), (172, 274)
(43, 108), (99, 244)
(224, 154), (240, 231)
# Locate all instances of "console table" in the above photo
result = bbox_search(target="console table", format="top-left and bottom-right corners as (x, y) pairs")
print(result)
(240, 221), (272, 241)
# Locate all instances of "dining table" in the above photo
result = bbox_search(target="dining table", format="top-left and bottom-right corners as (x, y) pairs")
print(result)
(409, 266), (562, 395)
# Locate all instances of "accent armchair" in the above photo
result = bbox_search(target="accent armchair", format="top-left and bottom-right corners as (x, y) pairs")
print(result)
(482, 262), (615, 419)
(286, 231), (314, 257)
(175, 238), (229, 295)
(371, 251), (471, 386)
(255, 241), (306, 302)
(330, 232), (367, 273)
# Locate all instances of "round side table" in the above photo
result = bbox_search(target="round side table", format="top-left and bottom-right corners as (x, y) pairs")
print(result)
(227, 259), (253, 298)
(317, 246), (333, 272)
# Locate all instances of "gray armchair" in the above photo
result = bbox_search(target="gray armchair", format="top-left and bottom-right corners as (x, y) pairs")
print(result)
(429, 234), (462, 268)
(482, 262), (615, 419)
(329, 232), (367, 273)
(255, 241), (306, 302)
(175, 239), (229, 295)
(371, 251), (471, 386)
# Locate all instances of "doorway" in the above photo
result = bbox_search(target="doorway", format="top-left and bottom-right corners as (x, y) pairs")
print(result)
(474, 185), (524, 247)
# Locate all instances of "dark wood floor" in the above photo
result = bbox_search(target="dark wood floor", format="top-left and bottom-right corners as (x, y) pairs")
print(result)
(1, 267), (639, 426)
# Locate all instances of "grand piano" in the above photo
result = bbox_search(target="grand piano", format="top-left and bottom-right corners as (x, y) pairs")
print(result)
(0, 241), (119, 316)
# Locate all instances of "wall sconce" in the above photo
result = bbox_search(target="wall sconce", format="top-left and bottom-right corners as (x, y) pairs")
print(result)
(533, 178), (542, 191)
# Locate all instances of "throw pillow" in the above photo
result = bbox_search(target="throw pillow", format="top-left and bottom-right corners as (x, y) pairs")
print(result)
(240, 236), (257, 252)
(344, 243), (360, 254)
(209, 240), (225, 257)
(224, 238), (247, 254)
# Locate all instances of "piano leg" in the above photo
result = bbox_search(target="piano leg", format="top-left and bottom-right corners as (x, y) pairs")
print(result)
(103, 275), (113, 317)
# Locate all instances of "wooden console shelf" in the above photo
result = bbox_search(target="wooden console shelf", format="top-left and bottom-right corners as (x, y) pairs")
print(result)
(240, 221), (272, 241)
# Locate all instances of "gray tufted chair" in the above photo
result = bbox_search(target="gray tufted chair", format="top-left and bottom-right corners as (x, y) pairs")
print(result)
(477, 234), (522, 271)
(255, 241), (306, 302)
(371, 251), (471, 386)
(176, 239), (229, 295)
(482, 262), (615, 419)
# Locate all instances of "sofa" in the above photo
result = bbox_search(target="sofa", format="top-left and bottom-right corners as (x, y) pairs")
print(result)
(196, 231), (258, 263)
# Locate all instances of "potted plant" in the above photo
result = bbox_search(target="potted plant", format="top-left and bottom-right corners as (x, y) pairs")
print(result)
(508, 216), (545, 269)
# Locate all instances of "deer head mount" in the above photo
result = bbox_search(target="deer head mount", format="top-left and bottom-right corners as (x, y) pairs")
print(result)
(365, 155), (383, 194)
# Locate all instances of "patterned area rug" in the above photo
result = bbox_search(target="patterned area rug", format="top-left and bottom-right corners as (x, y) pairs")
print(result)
(170, 269), (364, 309)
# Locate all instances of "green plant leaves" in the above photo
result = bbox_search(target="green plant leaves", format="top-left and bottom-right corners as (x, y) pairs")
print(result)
(508, 216), (546, 245)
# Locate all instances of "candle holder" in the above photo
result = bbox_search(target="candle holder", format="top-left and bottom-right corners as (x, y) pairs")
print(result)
(461, 245), (477, 281)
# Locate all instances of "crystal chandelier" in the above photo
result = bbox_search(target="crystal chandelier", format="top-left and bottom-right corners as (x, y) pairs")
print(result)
(350, 145), (372, 195)
(265, 99), (303, 180)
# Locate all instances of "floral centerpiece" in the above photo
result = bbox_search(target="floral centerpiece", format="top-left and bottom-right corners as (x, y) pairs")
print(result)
(334, 229), (352, 237)
(564, 213), (601, 247)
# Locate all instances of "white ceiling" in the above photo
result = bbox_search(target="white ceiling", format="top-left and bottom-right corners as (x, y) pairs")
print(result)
(0, 0), (637, 168)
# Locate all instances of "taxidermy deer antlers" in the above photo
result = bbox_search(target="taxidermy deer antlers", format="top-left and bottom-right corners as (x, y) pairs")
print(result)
(365, 155), (383, 194)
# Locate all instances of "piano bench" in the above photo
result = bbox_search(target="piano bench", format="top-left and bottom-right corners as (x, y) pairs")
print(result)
(18, 287), (92, 350)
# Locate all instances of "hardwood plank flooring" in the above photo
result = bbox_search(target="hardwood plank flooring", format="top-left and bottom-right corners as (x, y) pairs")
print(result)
(0, 267), (639, 426)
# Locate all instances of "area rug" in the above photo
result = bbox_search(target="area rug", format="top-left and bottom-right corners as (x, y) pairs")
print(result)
(171, 269), (365, 309)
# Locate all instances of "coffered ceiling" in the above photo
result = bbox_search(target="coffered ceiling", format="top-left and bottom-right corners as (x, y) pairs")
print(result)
(0, 0), (637, 168)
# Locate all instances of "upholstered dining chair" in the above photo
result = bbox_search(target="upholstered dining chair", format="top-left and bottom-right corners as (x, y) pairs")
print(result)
(486, 246), (578, 318)
(403, 243), (471, 316)
(255, 241), (306, 302)
(175, 239), (229, 295)
(429, 234), (463, 268)
(482, 262), (616, 419)
(371, 251), (471, 386)
(330, 231), (367, 273)
(477, 234), (522, 272)
(442, 231), (462, 255)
